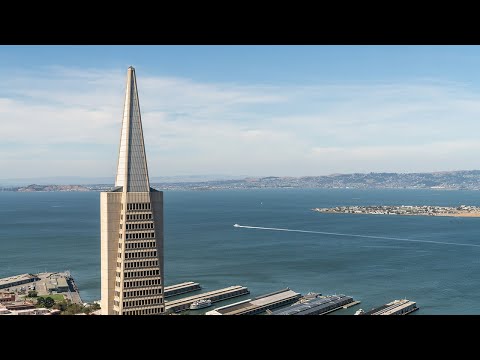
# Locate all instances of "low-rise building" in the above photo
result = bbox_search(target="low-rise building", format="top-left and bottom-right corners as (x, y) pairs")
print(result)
(206, 288), (301, 315)
(0, 274), (40, 290)
(0, 304), (60, 315)
(0, 293), (15, 303)
(5, 301), (35, 311)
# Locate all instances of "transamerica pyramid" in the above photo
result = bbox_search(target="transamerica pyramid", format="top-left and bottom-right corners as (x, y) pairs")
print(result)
(100, 66), (165, 315)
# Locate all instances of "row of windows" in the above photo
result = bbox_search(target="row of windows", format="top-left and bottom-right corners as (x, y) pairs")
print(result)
(117, 260), (158, 270)
(126, 203), (151, 211)
(123, 298), (163, 308)
(125, 241), (156, 250)
(125, 232), (155, 240)
(124, 260), (159, 269)
(124, 250), (157, 259)
(124, 287), (162, 298)
(127, 213), (153, 221)
(122, 307), (164, 315)
(124, 269), (160, 279)
(125, 223), (154, 230)
(124, 278), (162, 288)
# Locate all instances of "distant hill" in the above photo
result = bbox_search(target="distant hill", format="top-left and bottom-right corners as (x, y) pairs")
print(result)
(0, 174), (246, 186)
(16, 184), (90, 192)
(232, 170), (480, 190)
(149, 170), (480, 191)
(2, 170), (480, 191)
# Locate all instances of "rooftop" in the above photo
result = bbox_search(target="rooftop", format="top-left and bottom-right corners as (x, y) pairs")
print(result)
(0, 273), (38, 287)
(164, 282), (198, 290)
(209, 288), (301, 315)
(57, 278), (68, 287)
(272, 294), (352, 315)
(165, 285), (247, 308)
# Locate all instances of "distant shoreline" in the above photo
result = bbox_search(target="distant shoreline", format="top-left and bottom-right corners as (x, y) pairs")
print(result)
(435, 212), (480, 217)
(313, 212), (480, 218)
(4, 169), (480, 191)
(312, 205), (480, 218)
(2, 187), (480, 192)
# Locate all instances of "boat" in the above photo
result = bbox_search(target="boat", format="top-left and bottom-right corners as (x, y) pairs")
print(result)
(354, 309), (365, 315)
(233, 224), (240, 227)
(189, 299), (212, 310)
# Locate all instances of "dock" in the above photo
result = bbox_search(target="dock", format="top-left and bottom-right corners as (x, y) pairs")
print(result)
(363, 299), (418, 315)
(271, 294), (357, 315)
(164, 282), (201, 298)
(66, 274), (83, 304)
(343, 300), (361, 309)
(0, 272), (83, 305)
(165, 285), (249, 313)
(206, 288), (301, 315)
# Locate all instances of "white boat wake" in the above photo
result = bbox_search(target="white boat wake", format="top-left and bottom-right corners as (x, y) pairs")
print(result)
(233, 224), (480, 248)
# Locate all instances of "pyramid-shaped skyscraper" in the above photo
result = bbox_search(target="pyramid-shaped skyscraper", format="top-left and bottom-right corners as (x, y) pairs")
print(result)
(101, 67), (164, 315)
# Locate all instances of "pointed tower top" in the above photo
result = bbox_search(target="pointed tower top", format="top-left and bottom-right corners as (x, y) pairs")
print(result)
(114, 67), (151, 192)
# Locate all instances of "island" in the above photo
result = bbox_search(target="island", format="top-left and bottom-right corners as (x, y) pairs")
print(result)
(312, 205), (480, 217)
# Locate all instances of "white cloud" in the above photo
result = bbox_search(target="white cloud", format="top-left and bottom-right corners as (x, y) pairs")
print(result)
(2, 66), (480, 178)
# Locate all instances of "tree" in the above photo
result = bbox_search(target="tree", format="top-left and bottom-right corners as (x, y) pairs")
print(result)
(36, 297), (45, 307)
(44, 297), (55, 308)
(28, 290), (37, 298)
(63, 303), (84, 315)
(53, 301), (68, 312)
(81, 302), (101, 315)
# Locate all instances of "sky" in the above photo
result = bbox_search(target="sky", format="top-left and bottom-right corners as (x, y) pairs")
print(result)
(2, 45), (480, 179)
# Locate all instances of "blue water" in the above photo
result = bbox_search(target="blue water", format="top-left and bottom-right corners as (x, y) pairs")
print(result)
(1, 188), (480, 314)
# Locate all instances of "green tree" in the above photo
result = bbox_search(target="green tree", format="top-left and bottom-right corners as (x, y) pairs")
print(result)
(80, 302), (101, 315)
(36, 297), (45, 307)
(44, 297), (55, 308)
(28, 290), (37, 297)
(53, 301), (68, 312)
(63, 303), (84, 315)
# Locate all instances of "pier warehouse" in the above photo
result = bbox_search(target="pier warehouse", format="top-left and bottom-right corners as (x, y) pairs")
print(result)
(206, 288), (301, 315)
(271, 294), (354, 315)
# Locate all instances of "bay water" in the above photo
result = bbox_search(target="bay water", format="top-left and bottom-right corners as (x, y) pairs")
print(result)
(1, 188), (480, 314)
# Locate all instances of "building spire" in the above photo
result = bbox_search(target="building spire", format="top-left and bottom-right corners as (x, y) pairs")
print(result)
(115, 66), (151, 192)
